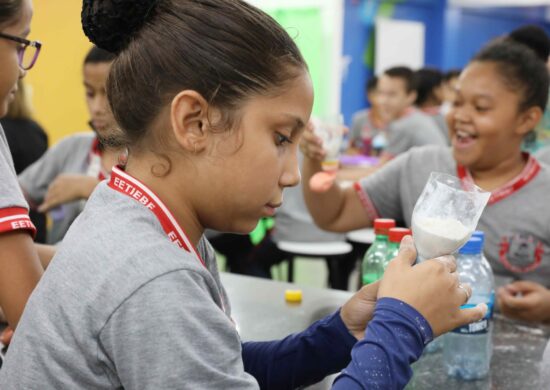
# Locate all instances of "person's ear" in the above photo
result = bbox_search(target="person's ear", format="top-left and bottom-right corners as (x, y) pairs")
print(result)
(170, 90), (209, 154)
(406, 90), (418, 106)
(516, 106), (542, 137)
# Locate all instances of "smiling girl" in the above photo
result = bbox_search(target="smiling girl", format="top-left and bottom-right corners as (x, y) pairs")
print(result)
(302, 39), (550, 291)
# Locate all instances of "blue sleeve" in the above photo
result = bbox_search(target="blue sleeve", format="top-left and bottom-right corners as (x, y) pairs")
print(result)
(242, 309), (357, 390)
(332, 297), (433, 390)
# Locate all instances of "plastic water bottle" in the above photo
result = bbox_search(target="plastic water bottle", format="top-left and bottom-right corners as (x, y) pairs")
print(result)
(384, 227), (412, 269)
(472, 231), (496, 315)
(443, 236), (494, 380)
(361, 218), (395, 285)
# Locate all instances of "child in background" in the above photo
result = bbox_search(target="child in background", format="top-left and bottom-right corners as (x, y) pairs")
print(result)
(376, 66), (446, 164)
(302, 39), (550, 322)
(18, 46), (123, 244)
(414, 67), (449, 143)
(348, 76), (388, 156)
(440, 69), (461, 116)
(508, 24), (550, 152)
(0, 0), (45, 328)
(0, 0), (484, 389)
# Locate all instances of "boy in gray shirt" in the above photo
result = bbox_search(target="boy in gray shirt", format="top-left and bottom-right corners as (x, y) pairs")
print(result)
(19, 132), (97, 243)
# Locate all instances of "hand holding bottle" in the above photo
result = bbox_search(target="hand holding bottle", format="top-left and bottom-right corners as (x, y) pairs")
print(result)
(379, 235), (488, 337)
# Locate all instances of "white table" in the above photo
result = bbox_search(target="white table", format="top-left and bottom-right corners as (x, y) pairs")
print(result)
(345, 228), (375, 245)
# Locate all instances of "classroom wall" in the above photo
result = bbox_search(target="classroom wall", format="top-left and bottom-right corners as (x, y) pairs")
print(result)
(26, 1), (92, 145)
(341, 0), (550, 126)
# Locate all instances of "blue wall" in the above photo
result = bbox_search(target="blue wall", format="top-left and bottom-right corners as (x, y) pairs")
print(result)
(341, 0), (550, 125)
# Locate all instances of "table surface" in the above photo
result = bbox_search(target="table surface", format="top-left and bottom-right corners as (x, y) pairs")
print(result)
(346, 228), (375, 245)
(221, 273), (550, 390)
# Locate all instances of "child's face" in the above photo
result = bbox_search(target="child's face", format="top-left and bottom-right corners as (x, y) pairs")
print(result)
(0, 0), (32, 118)
(377, 75), (415, 120)
(83, 62), (118, 140)
(449, 61), (526, 171)
(443, 76), (458, 104)
(197, 72), (314, 233)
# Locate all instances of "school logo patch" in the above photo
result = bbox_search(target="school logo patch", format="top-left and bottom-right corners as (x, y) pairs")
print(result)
(499, 233), (545, 273)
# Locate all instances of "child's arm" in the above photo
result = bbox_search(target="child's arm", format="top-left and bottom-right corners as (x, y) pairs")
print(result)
(35, 243), (56, 269)
(0, 231), (43, 328)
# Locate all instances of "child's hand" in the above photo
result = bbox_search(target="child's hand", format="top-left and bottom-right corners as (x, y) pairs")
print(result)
(38, 175), (100, 212)
(299, 120), (326, 161)
(379, 236), (487, 337)
(497, 281), (550, 324)
(340, 281), (380, 340)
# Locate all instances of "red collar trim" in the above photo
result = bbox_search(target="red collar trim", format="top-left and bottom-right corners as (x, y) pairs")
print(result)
(421, 106), (440, 116)
(108, 166), (205, 267)
(457, 154), (541, 205)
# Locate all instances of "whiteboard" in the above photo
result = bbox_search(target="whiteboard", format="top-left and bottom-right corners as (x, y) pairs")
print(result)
(375, 18), (425, 74)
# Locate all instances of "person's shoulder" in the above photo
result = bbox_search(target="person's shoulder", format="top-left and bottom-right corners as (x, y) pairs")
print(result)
(54, 131), (95, 148)
(407, 144), (450, 158)
(535, 146), (550, 165)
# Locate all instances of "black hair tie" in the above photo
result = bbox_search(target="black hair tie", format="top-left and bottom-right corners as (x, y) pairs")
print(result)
(81, 0), (160, 54)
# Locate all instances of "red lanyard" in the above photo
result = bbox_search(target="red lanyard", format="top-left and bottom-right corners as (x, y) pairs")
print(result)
(108, 166), (205, 266)
(457, 154), (541, 205)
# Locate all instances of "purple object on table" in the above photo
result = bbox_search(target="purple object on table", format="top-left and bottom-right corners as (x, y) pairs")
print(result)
(339, 155), (379, 167)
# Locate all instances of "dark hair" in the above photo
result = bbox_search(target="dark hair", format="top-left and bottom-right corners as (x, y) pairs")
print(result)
(366, 76), (378, 93)
(444, 69), (461, 82)
(82, 0), (307, 148)
(509, 24), (550, 62)
(0, 0), (21, 26)
(384, 66), (416, 93)
(84, 46), (116, 65)
(474, 40), (549, 112)
(414, 68), (443, 106)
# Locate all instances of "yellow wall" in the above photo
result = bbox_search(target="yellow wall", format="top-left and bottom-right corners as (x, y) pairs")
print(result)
(26, 0), (93, 145)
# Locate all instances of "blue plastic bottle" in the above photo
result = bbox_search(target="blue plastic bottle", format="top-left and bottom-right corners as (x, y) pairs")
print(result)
(443, 236), (494, 380)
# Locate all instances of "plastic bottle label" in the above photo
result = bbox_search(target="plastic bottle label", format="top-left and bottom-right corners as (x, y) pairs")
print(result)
(453, 302), (491, 335)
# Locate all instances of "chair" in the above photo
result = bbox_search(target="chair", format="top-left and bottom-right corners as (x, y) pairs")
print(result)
(276, 241), (353, 288)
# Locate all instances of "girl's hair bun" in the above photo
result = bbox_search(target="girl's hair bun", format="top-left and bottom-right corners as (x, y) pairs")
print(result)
(81, 0), (159, 53)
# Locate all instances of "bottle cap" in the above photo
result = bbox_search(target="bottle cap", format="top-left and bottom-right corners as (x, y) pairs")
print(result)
(374, 218), (396, 236)
(472, 231), (485, 247)
(285, 289), (302, 303)
(388, 227), (412, 243)
(459, 237), (483, 255)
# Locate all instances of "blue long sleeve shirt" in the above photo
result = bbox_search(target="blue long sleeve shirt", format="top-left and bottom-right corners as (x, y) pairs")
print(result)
(242, 297), (433, 390)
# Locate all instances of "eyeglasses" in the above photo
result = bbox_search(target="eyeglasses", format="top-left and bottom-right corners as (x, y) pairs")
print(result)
(0, 31), (41, 70)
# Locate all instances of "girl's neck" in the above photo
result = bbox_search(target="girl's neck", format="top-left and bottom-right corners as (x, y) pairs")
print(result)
(101, 146), (126, 174)
(124, 157), (204, 247)
(469, 152), (527, 192)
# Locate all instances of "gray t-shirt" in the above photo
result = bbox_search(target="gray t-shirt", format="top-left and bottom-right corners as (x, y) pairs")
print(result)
(386, 110), (447, 156)
(0, 124), (33, 234)
(357, 145), (550, 286)
(0, 182), (259, 389)
(273, 153), (344, 243)
(349, 108), (387, 153)
(430, 113), (450, 144)
(18, 132), (96, 244)
(536, 146), (550, 165)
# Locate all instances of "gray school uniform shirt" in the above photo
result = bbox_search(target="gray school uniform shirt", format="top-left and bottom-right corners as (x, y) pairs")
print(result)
(18, 132), (96, 244)
(273, 153), (345, 243)
(536, 146), (550, 165)
(0, 182), (259, 389)
(386, 110), (447, 156)
(349, 108), (387, 152)
(0, 124), (28, 211)
(356, 145), (550, 286)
